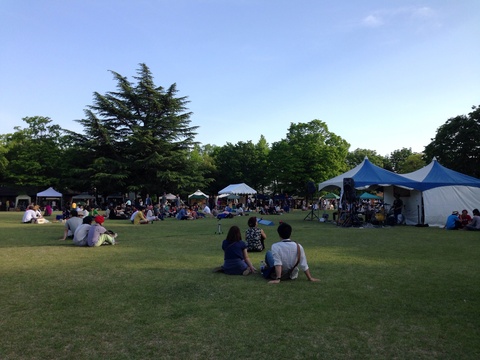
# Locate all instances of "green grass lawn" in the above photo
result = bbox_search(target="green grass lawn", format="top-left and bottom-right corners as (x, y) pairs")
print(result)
(0, 210), (479, 359)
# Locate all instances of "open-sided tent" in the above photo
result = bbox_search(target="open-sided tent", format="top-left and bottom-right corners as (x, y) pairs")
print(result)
(188, 190), (208, 200)
(15, 194), (31, 209)
(318, 157), (422, 191)
(165, 193), (177, 200)
(36, 187), (63, 209)
(401, 158), (480, 227)
(321, 193), (340, 200)
(359, 192), (382, 200)
(218, 183), (257, 195)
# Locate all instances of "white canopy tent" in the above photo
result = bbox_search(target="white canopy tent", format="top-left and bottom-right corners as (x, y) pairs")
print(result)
(218, 183), (257, 195)
(15, 194), (31, 209)
(188, 190), (208, 200)
(36, 187), (63, 209)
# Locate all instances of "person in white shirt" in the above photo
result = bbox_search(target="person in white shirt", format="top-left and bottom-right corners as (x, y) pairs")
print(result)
(73, 216), (93, 246)
(263, 222), (319, 284)
(22, 205), (38, 223)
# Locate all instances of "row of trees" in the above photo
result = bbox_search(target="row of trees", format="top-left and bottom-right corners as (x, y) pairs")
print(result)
(1, 64), (479, 198)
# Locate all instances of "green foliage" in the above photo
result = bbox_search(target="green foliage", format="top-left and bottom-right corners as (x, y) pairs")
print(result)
(346, 148), (386, 169)
(211, 136), (270, 193)
(73, 63), (202, 196)
(269, 120), (349, 195)
(424, 105), (480, 178)
(397, 153), (425, 173)
(2, 116), (66, 187)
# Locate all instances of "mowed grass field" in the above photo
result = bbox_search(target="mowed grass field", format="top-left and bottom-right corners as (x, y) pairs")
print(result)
(0, 210), (479, 359)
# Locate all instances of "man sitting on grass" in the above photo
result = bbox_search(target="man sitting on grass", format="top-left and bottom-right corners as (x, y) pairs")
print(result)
(263, 222), (319, 284)
(464, 209), (480, 231)
(87, 216), (117, 246)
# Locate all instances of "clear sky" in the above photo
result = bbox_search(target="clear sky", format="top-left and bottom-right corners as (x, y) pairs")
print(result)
(1, 0), (479, 156)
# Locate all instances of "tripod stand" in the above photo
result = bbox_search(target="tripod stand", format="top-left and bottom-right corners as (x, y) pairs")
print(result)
(341, 210), (363, 227)
(304, 205), (320, 221)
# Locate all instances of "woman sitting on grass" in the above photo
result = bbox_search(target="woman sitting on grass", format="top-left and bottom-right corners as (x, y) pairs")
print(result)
(245, 216), (267, 252)
(214, 225), (256, 275)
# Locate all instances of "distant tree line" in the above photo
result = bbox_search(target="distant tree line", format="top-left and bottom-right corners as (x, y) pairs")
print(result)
(0, 64), (478, 199)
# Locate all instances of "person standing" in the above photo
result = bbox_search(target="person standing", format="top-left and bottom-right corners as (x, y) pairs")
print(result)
(392, 194), (404, 224)
(264, 222), (319, 284)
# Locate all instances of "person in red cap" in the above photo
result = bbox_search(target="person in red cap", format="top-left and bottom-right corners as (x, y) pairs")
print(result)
(87, 215), (117, 247)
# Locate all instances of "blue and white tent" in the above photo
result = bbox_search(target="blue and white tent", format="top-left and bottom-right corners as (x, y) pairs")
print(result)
(401, 158), (480, 227)
(318, 157), (422, 191)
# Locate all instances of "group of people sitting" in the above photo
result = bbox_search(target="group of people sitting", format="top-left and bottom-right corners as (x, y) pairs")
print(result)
(21, 205), (50, 224)
(60, 209), (117, 246)
(213, 216), (319, 284)
(445, 209), (480, 230)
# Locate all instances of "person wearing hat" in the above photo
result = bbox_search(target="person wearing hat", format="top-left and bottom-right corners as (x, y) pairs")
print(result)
(87, 215), (117, 246)
(60, 209), (83, 240)
(73, 216), (94, 246)
(445, 211), (461, 230)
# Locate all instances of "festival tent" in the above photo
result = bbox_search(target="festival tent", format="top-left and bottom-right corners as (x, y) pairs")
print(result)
(36, 187), (63, 209)
(318, 157), (422, 192)
(188, 190), (208, 200)
(401, 158), (480, 227)
(165, 193), (177, 200)
(359, 192), (382, 200)
(218, 183), (257, 195)
(15, 194), (31, 209)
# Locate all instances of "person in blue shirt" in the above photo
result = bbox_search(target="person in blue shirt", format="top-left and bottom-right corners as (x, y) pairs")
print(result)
(213, 225), (256, 275)
(445, 211), (461, 230)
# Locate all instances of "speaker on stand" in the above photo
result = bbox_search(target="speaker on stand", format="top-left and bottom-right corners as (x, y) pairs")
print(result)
(341, 178), (361, 227)
(304, 181), (320, 221)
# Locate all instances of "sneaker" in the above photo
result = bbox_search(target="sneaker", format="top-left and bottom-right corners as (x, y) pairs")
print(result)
(243, 268), (252, 276)
(212, 266), (224, 273)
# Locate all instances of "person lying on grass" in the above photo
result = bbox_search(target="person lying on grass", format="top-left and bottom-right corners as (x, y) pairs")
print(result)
(213, 225), (256, 275)
(263, 222), (319, 284)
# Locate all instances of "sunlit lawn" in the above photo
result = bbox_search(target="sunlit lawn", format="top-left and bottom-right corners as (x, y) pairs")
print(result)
(0, 210), (479, 359)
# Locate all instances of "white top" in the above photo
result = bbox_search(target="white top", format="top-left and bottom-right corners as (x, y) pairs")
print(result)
(22, 209), (37, 223)
(271, 240), (309, 279)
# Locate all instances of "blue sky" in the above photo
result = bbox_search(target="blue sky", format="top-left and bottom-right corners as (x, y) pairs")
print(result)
(1, 0), (479, 156)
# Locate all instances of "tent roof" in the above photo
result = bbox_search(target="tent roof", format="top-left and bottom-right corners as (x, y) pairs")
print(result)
(321, 193), (340, 199)
(402, 158), (480, 191)
(359, 192), (382, 200)
(218, 183), (257, 195)
(318, 157), (422, 191)
(188, 189), (208, 199)
(37, 187), (62, 197)
(165, 193), (177, 200)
